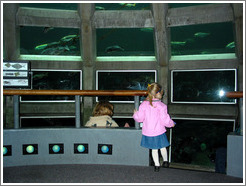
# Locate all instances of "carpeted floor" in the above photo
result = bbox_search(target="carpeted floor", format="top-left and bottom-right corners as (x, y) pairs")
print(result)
(3, 164), (243, 184)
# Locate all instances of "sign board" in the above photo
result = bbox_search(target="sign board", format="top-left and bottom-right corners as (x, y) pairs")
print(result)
(3, 61), (31, 89)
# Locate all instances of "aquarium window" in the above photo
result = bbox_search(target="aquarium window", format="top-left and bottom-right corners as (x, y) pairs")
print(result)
(96, 70), (156, 103)
(168, 3), (210, 8)
(96, 28), (155, 57)
(170, 22), (235, 59)
(20, 116), (76, 128)
(20, 26), (80, 56)
(19, 3), (78, 10)
(171, 69), (237, 104)
(95, 3), (151, 11)
(112, 116), (136, 128)
(21, 69), (82, 102)
(170, 118), (235, 171)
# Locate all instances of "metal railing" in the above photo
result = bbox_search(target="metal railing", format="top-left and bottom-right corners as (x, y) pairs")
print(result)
(3, 89), (148, 129)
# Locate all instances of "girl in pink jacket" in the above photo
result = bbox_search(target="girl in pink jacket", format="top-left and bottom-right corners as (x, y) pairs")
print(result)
(133, 83), (175, 172)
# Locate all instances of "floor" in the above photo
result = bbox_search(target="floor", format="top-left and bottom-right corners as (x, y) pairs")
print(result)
(3, 164), (244, 184)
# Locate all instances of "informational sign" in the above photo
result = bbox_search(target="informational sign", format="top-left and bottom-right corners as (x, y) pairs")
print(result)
(3, 61), (31, 89)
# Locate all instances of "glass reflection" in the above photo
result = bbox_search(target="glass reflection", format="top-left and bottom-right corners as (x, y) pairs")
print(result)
(171, 69), (237, 103)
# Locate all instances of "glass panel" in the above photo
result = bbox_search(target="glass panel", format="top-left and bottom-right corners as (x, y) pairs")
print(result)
(170, 22), (235, 56)
(20, 26), (80, 56)
(97, 28), (154, 56)
(95, 3), (151, 10)
(171, 69), (237, 104)
(19, 3), (78, 10)
(171, 119), (234, 171)
(168, 3), (210, 8)
(113, 117), (135, 128)
(96, 70), (156, 103)
(21, 70), (82, 102)
(20, 117), (75, 128)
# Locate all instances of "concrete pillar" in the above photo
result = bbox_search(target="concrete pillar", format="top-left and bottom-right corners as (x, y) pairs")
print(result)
(232, 4), (243, 135)
(3, 3), (20, 60)
(78, 4), (96, 125)
(151, 4), (170, 104)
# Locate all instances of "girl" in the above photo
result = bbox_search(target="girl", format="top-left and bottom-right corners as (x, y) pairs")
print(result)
(133, 83), (175, 172)
(85, 101), (119, 128)
(85, 100), (130, 128)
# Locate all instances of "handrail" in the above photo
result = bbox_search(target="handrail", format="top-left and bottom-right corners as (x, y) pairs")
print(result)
(226, 91), (243, 98)
(3, 89), (148, 96)
(3, 89), (147, 129)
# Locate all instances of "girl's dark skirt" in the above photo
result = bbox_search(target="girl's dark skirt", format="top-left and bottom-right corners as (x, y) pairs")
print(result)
(141, 133), (170, 149)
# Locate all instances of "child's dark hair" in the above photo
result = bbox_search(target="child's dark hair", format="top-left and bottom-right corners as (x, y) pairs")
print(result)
(147, 83), (163, 106)
(92, 101), (114, 116)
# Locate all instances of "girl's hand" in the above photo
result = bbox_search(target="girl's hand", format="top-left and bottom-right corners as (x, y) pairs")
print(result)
(134, 109), (138, 113)
(172, 122), (176, 127)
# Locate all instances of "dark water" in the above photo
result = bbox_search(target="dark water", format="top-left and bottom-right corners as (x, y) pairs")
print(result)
(171, 119), (234, 170)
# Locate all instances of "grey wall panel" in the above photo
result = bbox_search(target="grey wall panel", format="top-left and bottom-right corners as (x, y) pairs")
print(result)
(3, 128), (149, 167)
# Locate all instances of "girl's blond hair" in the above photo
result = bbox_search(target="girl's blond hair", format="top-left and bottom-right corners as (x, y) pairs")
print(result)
(92, 101), (114, 117)
(147, 83), (163, 106)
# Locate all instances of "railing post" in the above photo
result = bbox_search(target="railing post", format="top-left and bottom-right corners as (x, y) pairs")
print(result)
(13, 95), (20, 129)
(134, 96), (140, 129)
(239, 98), (243, 135)
(75, 95), (81, 128)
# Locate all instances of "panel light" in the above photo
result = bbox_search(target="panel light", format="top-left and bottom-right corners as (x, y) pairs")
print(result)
(23, 144), (38, 155)
(49, 144), (64, 154)
(74, 143), (88, 154)
(98, 144), (112, 155)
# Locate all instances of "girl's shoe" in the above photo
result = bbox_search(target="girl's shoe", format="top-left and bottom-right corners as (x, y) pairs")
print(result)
(154, 166), (160, 172)
(162, 161), (169, 168)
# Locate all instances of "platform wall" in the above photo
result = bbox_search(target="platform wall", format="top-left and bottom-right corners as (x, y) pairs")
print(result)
(3, 128), (149, 167)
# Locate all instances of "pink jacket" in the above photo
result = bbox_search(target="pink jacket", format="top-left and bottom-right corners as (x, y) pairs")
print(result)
(133, 99), (174, 137)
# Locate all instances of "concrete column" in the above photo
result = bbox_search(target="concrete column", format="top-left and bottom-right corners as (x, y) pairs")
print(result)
(78, 4), (96, 125)
(151, 4), (170, 104)
(232, 4), (243, 135)
(3, 3), (20, 60)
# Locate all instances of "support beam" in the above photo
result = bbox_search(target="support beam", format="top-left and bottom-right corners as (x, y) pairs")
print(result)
(16, 7), (80, 28)
(93, 10), (153, 28)
(13, 95), (20, 129)
(167, 4), (234, 27)
(75, 95), (81, 128)
(134, 96), (140, 129)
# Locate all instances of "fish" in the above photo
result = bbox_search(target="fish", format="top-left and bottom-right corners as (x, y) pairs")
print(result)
(40, 46), (70, 55)
(43, 27), (54, 33)
(5, 63), (11, 68)
(4, 81), (11, 85)
(140, 28), (153, 32)
(226, 41), (235, 49)
(171, 41), (187, 46)
(35, 44), (48, 50)
(12, 64), (23, 70)
(60, 35), (78, 42)
(119, 3), (136, 7)
(127, 81), (147, 90)
(105, 45), (124, 53)
(95, 6), (105, 10)
(194, 32), (210, 38)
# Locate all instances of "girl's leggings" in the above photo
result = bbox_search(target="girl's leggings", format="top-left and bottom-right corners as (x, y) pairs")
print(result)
(152, 147), (168, 166)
